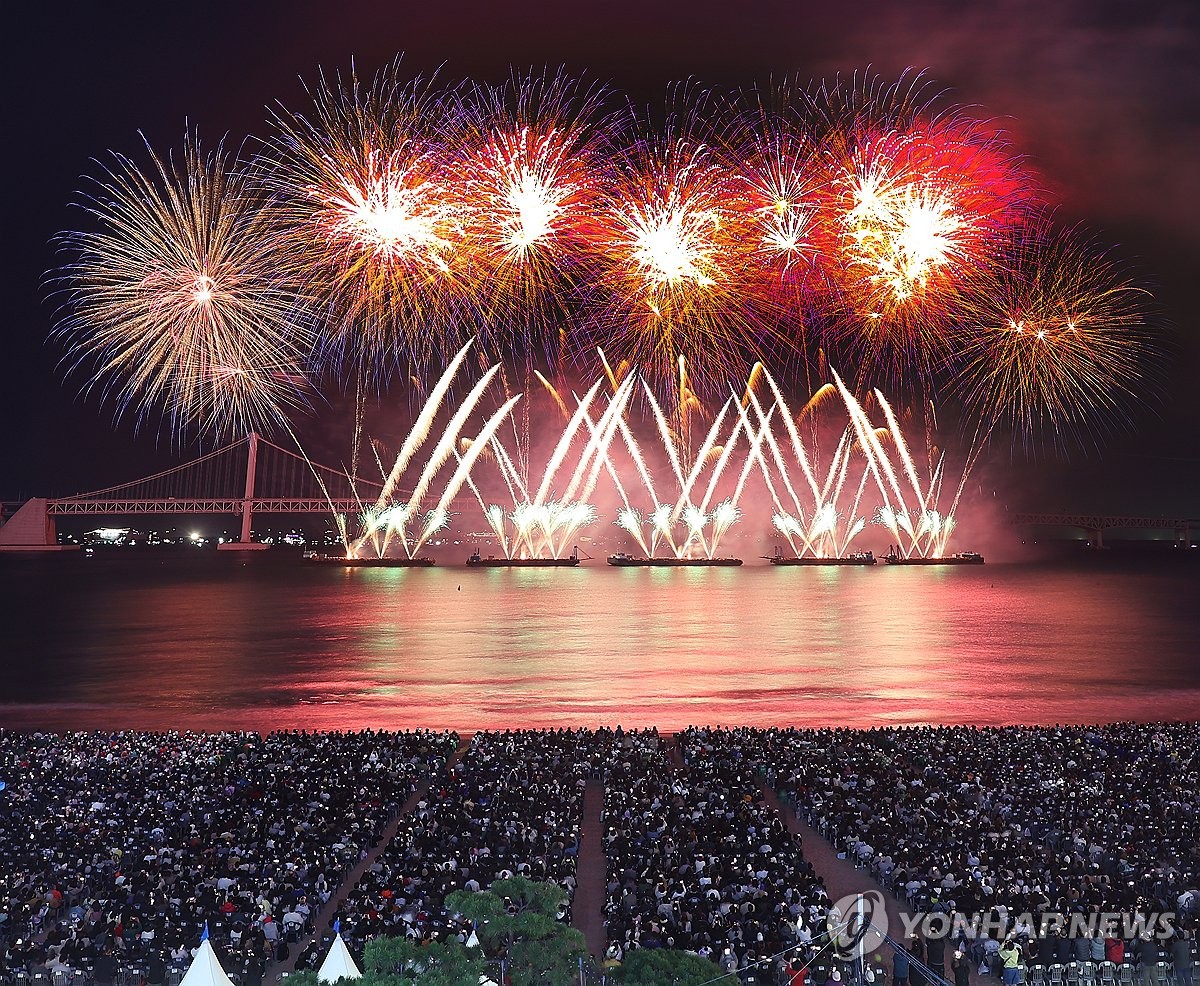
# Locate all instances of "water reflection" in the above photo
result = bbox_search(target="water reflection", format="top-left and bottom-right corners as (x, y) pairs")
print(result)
(0, 555), (1197, 730)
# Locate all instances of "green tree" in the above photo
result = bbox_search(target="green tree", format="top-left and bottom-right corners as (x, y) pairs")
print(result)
(610, 949), (725, 986)
(360, 936), (486, 986)
(447, 876), (591, 986)
(288, 935), (489, 986)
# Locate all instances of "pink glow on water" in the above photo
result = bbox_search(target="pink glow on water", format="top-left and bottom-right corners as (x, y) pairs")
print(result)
(1, 555), (1197, 731)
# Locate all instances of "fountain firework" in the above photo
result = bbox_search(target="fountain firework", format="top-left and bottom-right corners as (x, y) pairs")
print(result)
(344, 341), (520, 559)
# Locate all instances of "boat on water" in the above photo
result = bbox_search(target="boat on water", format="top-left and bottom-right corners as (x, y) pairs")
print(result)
(607, 552), (743, 567)
(466, 548), (581, 568)
(767, 549), (876, 567)
(883, 549), (985, 566)
(303, 552), (435, 567)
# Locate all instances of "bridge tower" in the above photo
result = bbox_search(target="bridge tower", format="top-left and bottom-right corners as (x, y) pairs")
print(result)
(218, 432), (270, 550)
(0, 498), (75, 552)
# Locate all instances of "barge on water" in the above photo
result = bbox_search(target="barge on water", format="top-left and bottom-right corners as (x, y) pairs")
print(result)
(466, 548), (581, 568)
(883, 550), (985, 566)
(607, 553), (743, 567)
(303, 552), (435, 567)
(767, 549), (876, 567)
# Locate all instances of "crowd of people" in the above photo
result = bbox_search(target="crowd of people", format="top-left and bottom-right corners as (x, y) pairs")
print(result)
(682, 725), (1199, 982)
(0, 729), (458, 982)
(1, 723), (1197, 986)
(324, 728), (619, 958)
(603, 730), (832, 982)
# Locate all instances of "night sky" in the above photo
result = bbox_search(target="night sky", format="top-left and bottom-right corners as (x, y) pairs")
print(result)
(4, 0), (1198, 516)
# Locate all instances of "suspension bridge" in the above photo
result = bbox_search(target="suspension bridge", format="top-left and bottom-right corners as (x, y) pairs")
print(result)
(0, 434), (467, 551)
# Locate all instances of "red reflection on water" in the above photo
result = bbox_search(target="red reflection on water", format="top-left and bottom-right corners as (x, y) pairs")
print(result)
(1, 559), (1198, 731)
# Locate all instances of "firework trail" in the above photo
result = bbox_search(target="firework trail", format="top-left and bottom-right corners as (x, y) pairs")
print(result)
(413, 391), (523, 552)
(349, 341), (510, 558)
(52, 132), (313, 437)
(377, 340), (476, 504)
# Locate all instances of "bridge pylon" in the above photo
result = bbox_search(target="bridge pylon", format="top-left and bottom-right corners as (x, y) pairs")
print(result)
(0, 498), (76, 552)
(218, 432), (270, 551)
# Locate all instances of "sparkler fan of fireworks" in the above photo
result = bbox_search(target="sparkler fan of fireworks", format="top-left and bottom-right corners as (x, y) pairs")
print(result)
(346, 341), (522, 558)
(953, 219), (1156, 452)
(51, 132), (314, 437)
(256, 57), (466, 378)
(832, 372), (967, 558)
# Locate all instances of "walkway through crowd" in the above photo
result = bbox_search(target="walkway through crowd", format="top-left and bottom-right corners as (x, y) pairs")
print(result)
(270, 736), (472, 978)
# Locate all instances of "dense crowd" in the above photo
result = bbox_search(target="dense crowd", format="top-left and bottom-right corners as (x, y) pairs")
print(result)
(683, 725), (1199, 982)
(0, 729), (457, 983)
(602, 730), (834, 982)
(2, 723), (1197, 986)
(325, 729), (617, 958)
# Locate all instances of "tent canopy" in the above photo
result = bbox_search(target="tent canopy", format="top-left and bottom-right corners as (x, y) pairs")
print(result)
(180, 941), (236, 986)
(317, 933), (363, 983)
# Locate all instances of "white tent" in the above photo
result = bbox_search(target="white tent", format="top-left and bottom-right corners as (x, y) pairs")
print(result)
(179, 941), (236, 986)
(317, 933), (363, 983)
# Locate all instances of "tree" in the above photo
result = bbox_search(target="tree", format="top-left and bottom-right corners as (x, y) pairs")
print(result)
(287, 938), (487, 986)
(360, 936), (486, 986)
(610, 949), (725, 986)
(447, 876), (591, 986)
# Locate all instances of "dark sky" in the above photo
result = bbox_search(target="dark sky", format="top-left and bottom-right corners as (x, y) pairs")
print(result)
(4, 0), (1198, 515)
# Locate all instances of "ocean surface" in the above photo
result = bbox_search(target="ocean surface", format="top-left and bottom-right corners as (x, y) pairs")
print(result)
(1, 549), (1198, 732)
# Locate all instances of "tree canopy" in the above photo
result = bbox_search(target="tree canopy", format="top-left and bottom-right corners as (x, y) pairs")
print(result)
(608, 948), (725, 986)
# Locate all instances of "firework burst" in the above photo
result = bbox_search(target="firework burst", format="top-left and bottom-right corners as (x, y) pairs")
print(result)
(47, 62), (1160, 468)
(726, 83), (832, 310)
(449, 70), (614, 351)
(256, 57), (464, 377)
(955, 219), (1154, 450)
(821, 121), (1035, 386)
(586, 88), (759, 398)
(796, 69), (1040, 391)
(52, 133), (313, 437)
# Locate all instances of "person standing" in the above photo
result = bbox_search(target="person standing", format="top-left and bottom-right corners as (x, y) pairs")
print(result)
(927, 931), (947, 982)
(93, 948), (117, 986)
(953, 950), (972, 986)
(999, 938), (1022, 986)
(894, 942), (911, 986)
(1171, 931), (1194, 986)
(911, 938), (927, 986)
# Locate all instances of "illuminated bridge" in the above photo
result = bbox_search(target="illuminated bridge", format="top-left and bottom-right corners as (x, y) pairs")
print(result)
(1010, 512), (1198, 549)
(0, 434), (472, 551)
